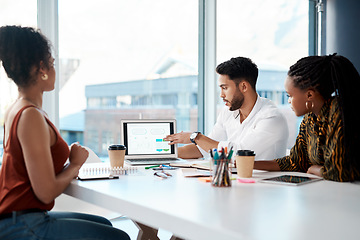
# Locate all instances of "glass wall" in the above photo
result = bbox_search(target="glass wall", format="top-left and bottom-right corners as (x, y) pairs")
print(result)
(0, 0), (37, 162)
(217, 0), (309, 148)
(58, 0), (199, 156)
(0, 1), (311, 161)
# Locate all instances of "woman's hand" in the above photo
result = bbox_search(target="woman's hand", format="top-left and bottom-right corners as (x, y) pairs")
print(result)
(163, 131), (192, 145)
(307, 165), (324, 177)
(69, 142), (89, 168)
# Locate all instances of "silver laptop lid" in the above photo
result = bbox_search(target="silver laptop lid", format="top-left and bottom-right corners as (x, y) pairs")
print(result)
(121, 119), (178, 159)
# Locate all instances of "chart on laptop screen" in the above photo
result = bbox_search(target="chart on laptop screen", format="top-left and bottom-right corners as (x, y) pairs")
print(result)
(127, 123), (171, 155)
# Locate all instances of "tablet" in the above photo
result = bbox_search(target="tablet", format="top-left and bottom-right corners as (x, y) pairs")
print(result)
(259, 175), (323, 186)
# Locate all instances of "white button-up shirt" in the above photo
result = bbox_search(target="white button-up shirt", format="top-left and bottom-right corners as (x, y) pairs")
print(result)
(199, 95), (288, 160)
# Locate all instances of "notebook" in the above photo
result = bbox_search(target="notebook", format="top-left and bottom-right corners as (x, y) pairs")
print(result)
(77, 163), (139, 180)
(121, 119), (181, 165)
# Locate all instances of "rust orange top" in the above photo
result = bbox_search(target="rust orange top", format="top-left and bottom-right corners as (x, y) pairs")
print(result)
(0, 105), (69, 214)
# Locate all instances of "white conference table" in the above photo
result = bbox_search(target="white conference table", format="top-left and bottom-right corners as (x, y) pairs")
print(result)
(64, 160), (360, 240)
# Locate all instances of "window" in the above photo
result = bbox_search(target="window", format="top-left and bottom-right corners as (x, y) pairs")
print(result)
(217, 0), (309, 148)
(0, 1), (313, 161)
(0, 0), (37, 162)
(58, 0), (199, 156)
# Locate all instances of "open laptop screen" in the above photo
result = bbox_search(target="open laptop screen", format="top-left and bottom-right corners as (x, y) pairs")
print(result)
(122, 120), (176, 156)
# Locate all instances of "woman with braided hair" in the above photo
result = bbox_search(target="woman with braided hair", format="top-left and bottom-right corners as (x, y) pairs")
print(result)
(254, 54), (360, 182)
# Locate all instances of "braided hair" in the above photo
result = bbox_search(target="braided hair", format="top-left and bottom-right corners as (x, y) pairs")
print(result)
(0, 25), (52, 88)
(288, 53), (360, 174)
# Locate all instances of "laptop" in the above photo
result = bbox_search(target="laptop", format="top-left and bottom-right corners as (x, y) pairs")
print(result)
(121, 119), (181, 165)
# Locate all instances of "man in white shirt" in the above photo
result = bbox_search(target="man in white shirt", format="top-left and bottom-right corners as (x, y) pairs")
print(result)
(164, 57), (288, 160)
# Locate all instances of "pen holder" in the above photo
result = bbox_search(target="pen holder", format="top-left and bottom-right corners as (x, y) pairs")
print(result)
(211, 158), (232, 187)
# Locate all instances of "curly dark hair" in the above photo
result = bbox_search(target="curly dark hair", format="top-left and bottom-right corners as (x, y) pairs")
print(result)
(0, 25), (52, 88)
(216, 57), (258, 90)
(288, 53), (360, 179)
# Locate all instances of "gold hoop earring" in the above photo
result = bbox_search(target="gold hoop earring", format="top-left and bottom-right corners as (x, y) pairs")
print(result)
(306, 101), (314, 111)
(41, 74), (48, 80)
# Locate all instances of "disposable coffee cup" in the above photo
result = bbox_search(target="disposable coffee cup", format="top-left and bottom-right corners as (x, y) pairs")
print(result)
(236, 150), (255, 178)
(108, 145), (126, 168)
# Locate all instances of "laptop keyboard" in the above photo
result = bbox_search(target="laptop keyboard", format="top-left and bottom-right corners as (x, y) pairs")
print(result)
(127, 158), (179, 162)
(126, 158), (180, 165)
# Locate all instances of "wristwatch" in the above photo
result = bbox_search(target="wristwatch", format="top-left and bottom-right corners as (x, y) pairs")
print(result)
(190, 132), (200, 145)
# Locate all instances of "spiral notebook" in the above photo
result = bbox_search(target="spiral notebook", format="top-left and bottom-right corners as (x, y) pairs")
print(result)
(77, 163), (139, 180)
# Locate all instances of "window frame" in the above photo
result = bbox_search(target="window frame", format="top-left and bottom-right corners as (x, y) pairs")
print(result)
(37, 0), (60, 127)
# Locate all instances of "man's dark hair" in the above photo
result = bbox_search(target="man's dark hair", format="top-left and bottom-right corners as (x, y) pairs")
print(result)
(0, 25), (52, 88)
(215, 57), (258, 90)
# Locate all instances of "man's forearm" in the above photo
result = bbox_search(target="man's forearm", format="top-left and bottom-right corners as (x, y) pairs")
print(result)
(195, 133), (219, 153)
(178, 144), (203, 159)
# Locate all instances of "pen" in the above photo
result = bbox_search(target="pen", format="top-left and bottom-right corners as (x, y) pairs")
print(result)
(213, 150), (219, 160)
(161, 165), (172, 168)
(152, 167), (177, 170)
(227, 150), (234, 160)
(227, 146), (234, 159)
(220, 147), (225, 159)
(145, 165), (160, 169)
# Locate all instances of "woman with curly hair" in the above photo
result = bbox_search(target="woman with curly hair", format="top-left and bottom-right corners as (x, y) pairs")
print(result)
(0, 25), (129, 239)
